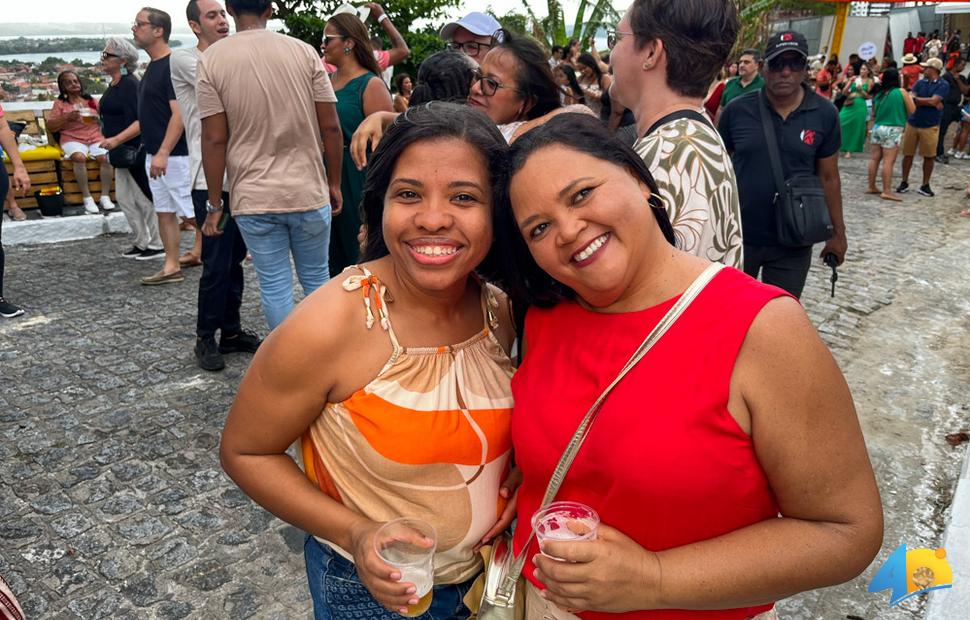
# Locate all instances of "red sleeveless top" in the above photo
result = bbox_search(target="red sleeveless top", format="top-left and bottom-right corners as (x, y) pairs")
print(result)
(511, 268), (789, 620)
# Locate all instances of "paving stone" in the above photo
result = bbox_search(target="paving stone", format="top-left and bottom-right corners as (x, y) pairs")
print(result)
(176, 558), (234, 592)
(50, 511), (98, 538)
(157, 600), (195, 620)
(115, 515), (172, 545)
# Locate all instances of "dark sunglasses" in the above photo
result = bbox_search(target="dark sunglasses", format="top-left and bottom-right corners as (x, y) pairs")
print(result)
(322, 35), (346, 47)
(101, 52), (120, 60)
(471, 69), (521, 97)
(448, 40), (491, 56)
(768, 55), (807, 73)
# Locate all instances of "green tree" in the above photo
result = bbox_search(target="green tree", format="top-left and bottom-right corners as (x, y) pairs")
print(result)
(38, 56), (67, 72)
(734, 1), (836, 56)
(519, 0), (620, 51)
(279, 0), (460, 78)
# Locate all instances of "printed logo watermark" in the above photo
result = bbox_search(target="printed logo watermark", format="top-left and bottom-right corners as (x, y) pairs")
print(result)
(868, 545), (953, 606)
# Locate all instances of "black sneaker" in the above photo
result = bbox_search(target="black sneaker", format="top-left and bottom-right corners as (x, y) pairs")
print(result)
(917, 185), (935, 197)
(122, 246), (144, 258)
(896, 181), (909, 193)
(0, 297), (25, 318)
(220, 329), (262, 354)
(935, 155), (949, 164)
(195, 337), (225, 371)
(136, 248), (165, 261)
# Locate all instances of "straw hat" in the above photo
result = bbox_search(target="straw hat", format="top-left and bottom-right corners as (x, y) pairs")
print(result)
(901, 53), (918, 65)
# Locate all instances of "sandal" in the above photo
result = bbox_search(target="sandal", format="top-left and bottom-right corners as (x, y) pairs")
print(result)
(7, 206), (27, 221)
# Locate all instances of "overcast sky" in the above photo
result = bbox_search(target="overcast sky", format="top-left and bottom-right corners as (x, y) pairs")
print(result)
(1, 1), (630, 27)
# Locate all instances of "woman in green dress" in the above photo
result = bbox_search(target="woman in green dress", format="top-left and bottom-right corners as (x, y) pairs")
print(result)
(839, 64), (873, 158)
(323, 13), (393, 277)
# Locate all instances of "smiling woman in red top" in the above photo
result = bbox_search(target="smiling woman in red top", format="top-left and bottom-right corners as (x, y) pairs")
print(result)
(492, 113), (883, 619)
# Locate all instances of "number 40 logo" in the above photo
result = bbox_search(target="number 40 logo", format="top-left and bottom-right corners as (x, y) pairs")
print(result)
(868, 545), (954, 606)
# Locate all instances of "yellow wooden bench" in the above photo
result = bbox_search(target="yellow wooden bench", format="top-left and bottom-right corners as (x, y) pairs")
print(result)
(4, 109), (117, 210)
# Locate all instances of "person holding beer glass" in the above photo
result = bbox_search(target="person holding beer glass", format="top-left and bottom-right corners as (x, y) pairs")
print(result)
(220, 103), (517, 619)
(47, 70), (115, 214)
(495, 114), (883, 619)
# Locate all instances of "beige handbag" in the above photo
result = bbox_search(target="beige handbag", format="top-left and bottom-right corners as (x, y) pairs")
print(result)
(465, 264), (725, 620)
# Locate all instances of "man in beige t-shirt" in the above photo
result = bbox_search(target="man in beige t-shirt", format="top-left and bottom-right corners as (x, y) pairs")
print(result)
(197, 0), (343, 330)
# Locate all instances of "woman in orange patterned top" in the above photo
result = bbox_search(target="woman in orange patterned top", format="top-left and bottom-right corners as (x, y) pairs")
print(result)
(221, 103), (516, 620)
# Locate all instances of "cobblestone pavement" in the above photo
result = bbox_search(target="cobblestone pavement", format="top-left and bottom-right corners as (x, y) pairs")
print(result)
(1, 154), (969, 619)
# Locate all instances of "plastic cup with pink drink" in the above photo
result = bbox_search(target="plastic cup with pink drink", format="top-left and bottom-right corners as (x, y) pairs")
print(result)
(531, 501), (600, 560)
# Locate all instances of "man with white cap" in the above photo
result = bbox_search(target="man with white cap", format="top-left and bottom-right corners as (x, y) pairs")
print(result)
(439, 11), (500, 64)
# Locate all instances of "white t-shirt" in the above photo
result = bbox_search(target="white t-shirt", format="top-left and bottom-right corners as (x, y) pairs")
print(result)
(170, 46), (208, 191)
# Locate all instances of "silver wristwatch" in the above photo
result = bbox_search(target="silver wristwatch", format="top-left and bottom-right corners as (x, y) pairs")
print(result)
(205, 198), (223, 213)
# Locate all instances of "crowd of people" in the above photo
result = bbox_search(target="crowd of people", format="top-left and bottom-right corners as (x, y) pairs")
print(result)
(4, 0), (914, 618)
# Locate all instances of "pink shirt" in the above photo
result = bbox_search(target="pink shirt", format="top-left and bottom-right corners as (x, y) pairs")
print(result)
(50, 98), (104, 146)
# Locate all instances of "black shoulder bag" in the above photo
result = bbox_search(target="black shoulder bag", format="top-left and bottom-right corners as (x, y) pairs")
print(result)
(104, 80), (142, 169)
(758, 92), (833, 247)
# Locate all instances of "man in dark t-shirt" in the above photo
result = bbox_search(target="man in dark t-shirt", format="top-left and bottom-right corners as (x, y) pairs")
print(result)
(719, 30), (846, 299)
(133, 7), (194, 286)
(938, 58), (968, 161)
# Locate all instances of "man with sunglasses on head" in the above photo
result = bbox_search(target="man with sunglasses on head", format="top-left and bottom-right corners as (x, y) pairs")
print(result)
(719, 30), (846, 299)
(438, 11), (500, 64)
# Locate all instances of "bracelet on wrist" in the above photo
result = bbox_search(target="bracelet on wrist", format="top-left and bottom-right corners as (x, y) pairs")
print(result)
(378, 13), (388, 23)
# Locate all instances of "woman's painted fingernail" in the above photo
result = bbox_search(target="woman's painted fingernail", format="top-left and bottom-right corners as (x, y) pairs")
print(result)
(409, 598), (419, 605)
(406, 586), (415, 594)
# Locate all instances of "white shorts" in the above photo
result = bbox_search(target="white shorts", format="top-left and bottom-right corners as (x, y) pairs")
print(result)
(62, 141), (108, 159)
(145, 153), (194, 218)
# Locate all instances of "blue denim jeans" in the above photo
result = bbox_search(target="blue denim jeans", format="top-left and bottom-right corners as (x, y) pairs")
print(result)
(304, 536), (474, 620)
(234, 206), (332, 330)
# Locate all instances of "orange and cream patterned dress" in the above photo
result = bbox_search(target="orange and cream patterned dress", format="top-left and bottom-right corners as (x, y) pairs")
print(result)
(301, 266), (514, 584)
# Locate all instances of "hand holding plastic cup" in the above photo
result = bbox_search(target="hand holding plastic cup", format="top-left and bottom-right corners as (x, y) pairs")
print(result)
(374, 518), (437, 617)
(532, 501), (599, 561)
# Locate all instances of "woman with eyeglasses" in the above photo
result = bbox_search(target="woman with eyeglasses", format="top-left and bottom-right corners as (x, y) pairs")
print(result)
(322, 12), (393, 278)
(351, 29), (592, 165)
(46, 70), (114, 215)
(98, 37), (162, 259)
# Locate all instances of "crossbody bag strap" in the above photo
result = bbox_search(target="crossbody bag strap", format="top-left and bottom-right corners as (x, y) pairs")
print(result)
(757, 92), (787, 204)
(498, 262), (726, 597)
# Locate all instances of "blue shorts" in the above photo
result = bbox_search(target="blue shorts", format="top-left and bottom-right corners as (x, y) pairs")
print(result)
(304, 535), (475, 620)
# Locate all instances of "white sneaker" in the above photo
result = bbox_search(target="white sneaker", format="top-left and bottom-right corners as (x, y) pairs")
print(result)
(956, 151), (967, 160)
(947, 148), (956, 156)
(82, 196), (99, 214)
(99, 195), (116, 211)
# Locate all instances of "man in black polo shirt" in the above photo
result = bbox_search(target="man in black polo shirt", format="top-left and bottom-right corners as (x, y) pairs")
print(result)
(718, 31), (846, 299)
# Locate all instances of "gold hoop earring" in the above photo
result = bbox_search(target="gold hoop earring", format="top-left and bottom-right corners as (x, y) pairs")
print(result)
(642, 61), (654, 70)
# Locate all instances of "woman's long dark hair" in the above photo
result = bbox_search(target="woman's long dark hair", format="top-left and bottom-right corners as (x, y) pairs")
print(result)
(555, 63), (586, 104)
(327, 13), (383, 78)
(576, 53), (604, 87)
(56, 71), (92, 102)
(360, 102), (508, 282)
(492, 29), (561, 120)
(491, 113), (675, 311)
(870, 67), (900, 99)
(409, 49), (476, 106)
(393, 72), (411, 95)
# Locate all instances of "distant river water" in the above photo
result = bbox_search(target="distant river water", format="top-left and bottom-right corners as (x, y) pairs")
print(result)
(0, 35), (190, 65)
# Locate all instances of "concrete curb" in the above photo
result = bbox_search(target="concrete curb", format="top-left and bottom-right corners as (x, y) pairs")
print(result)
(925, 447), (970, 618)
(3, 212), (131, 246)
